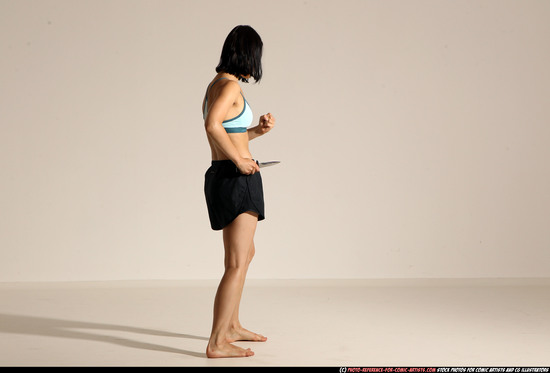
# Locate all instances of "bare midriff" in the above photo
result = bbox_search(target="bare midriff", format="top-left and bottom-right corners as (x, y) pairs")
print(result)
(208, 132), (252, 161)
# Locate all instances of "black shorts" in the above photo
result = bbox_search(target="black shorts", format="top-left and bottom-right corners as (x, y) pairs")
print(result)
(204, 160), (265, 230)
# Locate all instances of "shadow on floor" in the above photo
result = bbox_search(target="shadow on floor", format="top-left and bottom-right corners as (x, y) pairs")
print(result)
(0, 313), (207, 358)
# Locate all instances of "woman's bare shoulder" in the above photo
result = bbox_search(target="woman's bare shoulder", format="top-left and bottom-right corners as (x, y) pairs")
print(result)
(211, 78), (241, 97)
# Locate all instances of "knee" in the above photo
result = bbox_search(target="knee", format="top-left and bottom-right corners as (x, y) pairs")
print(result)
(224, 261), (248, 277)
(223, 265), (247, 283)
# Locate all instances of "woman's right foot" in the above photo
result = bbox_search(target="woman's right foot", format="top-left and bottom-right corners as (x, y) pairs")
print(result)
(206, 341), (254, 358)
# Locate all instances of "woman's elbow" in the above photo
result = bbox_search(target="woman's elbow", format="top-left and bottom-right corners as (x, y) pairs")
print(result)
(204, 121), (219, 135)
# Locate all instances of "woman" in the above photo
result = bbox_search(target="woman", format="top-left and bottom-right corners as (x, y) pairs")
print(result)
(202, 25), (275, 358)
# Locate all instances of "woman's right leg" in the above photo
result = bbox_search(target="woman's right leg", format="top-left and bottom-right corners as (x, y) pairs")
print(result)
(227, 240), (268, 343)
(206, 212), (258, 358)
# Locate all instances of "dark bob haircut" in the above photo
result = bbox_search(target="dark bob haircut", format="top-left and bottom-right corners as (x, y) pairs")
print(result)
(216, 25), (263, 83)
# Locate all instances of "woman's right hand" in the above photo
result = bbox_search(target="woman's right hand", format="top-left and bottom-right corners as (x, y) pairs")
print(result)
(236, 158), (260, 174)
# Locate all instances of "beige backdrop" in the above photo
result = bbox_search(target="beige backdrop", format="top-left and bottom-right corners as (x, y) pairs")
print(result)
(1, 0), (549, 282)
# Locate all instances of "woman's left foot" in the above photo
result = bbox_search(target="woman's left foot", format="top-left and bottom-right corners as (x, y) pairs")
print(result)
(227, 326), (267, 342)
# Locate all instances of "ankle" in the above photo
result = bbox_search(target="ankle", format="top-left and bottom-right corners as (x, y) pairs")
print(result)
(229, 320), (243, 330)
(209, 332), (228, 347)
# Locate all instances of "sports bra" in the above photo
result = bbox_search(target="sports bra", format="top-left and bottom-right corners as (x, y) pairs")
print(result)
(202, 77), (253, 133)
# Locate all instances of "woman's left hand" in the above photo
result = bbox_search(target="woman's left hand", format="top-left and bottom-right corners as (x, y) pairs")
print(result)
(257, 113), (275, 135)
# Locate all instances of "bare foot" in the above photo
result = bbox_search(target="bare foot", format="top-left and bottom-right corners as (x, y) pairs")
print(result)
(227, 326), (267, 343)
(206, 340), (254, 358)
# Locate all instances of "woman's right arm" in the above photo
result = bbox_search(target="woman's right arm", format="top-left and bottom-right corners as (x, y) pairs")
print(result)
(204, 81), (260, 174)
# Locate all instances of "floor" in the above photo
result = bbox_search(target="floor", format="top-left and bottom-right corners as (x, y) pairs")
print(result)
(0, 278), (549, 367)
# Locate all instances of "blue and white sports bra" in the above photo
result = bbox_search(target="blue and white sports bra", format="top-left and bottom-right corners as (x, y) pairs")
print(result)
(202, 77), (253, 133)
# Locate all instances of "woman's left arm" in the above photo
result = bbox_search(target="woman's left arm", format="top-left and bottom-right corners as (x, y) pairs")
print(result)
(248, 113), (275, 141)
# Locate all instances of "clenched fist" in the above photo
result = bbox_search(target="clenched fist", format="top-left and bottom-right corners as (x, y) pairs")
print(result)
(257, 113), (275, 135)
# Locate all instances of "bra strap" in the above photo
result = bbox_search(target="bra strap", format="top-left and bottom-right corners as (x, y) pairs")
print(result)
(204, 77), (230, 113)
(206, 77), (230, 95)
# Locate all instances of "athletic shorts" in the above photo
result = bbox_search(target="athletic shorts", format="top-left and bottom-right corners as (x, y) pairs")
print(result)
(204, 160), (265, 230)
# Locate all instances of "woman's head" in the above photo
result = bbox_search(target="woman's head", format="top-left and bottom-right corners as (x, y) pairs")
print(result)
(216, 25), (263, 83)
